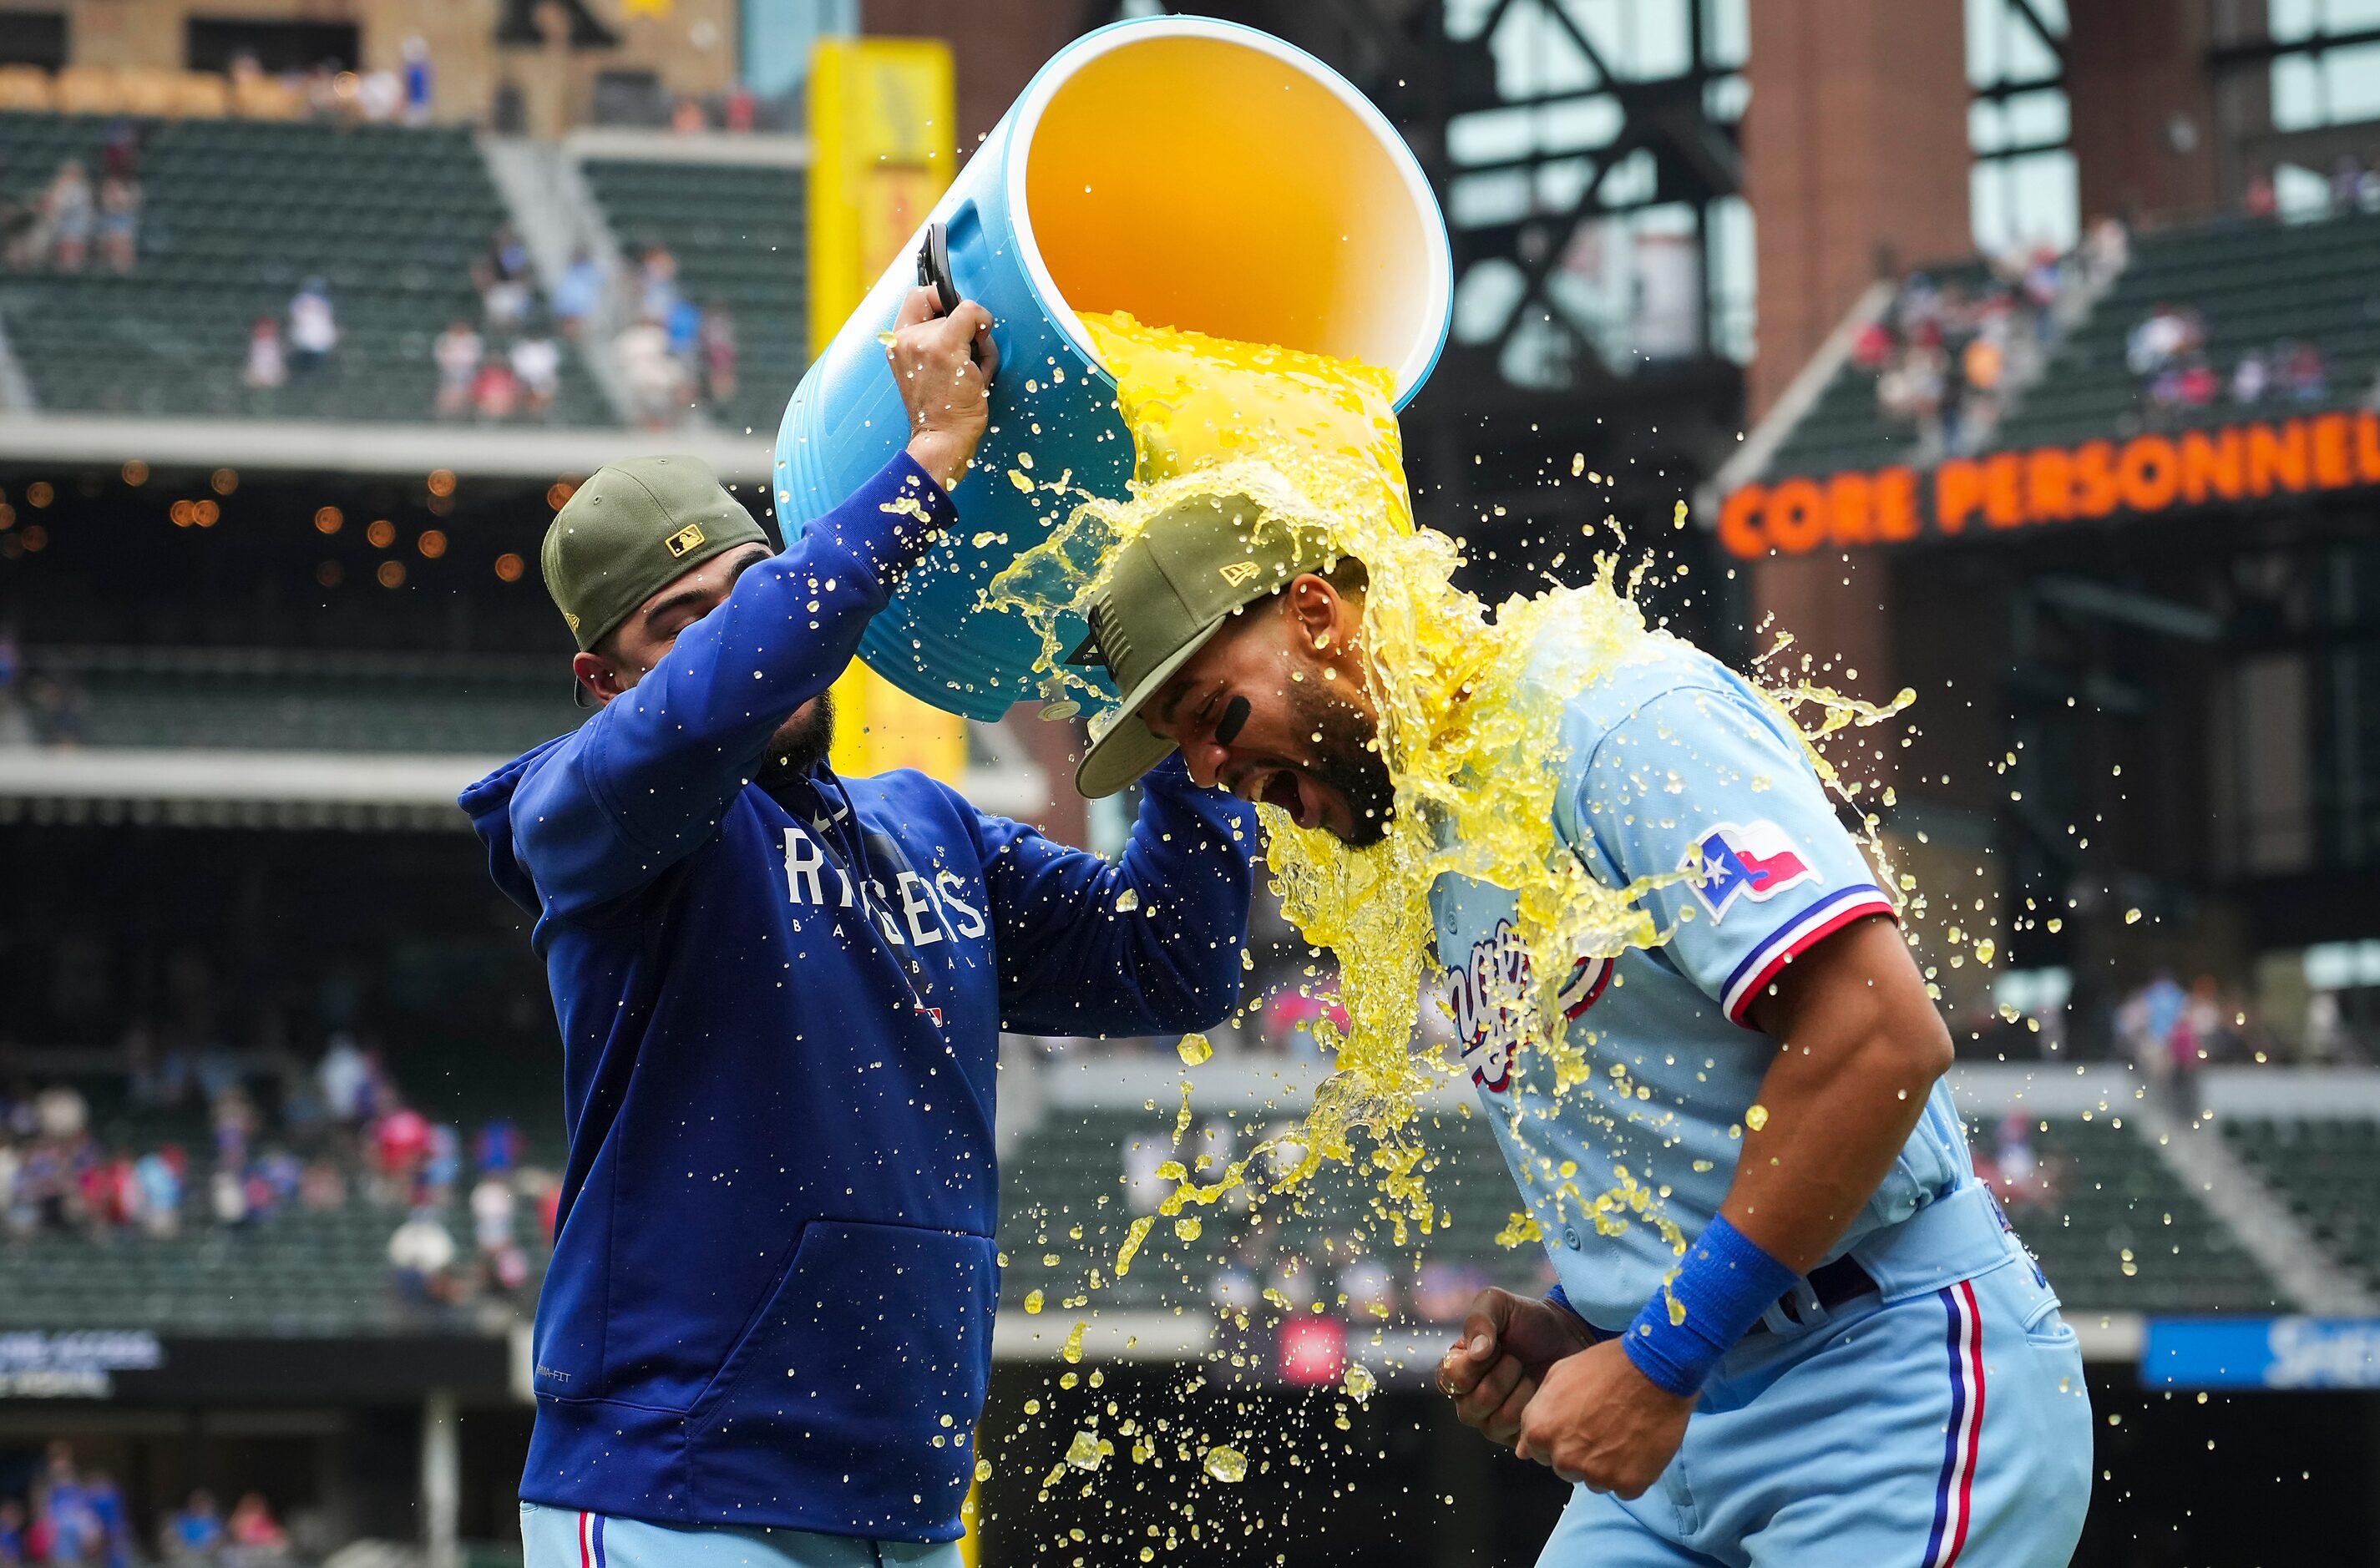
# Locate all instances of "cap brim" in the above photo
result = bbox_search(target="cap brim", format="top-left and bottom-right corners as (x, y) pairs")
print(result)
(1072, 614), (1231, 798)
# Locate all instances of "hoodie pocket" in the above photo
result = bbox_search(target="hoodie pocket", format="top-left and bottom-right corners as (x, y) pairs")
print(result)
(685, 1219), (998, 1535)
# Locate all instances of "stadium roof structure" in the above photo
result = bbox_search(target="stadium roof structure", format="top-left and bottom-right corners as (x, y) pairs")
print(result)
(1699, 208), (2380, 559)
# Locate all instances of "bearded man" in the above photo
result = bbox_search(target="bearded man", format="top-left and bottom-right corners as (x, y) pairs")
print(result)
(1066, 489), (2091, 1568)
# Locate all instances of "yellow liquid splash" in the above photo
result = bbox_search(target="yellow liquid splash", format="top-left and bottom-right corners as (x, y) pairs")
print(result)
(980, 311), (1912, 1545)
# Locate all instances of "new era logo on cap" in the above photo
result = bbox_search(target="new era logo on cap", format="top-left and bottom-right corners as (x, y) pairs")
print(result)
(665, 522), (707, 559)
(1218, 560), (1259, 587)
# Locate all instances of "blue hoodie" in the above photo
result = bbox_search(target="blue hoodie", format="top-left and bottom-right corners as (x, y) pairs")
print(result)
(460, 453), (1254, 1543)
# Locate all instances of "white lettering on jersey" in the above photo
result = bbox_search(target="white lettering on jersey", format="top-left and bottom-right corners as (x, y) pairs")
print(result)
(897, 872), (945, 946)
(782, 832), (963, 948)
(936, 870), (987, 938)
(782, 828), (828, 908)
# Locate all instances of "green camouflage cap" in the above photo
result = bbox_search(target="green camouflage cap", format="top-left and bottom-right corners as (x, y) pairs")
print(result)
(1068, 489), (1344, 798)
(540, 456), (768, 653)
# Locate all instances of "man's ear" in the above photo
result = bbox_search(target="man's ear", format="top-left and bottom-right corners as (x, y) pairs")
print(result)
(571, 650), (629, 706)
(1285, 573), (1348, 651)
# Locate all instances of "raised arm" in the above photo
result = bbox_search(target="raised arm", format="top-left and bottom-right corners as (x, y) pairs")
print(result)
(514, 288), (994, 915)
(972, 756), (1258, 1038)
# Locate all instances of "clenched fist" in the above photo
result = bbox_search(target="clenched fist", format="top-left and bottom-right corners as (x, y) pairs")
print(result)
(885, 284), (999, 492)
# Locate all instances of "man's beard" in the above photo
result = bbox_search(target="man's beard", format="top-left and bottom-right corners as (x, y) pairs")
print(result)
(1293, 680), (1395, 848)
(757, 690), (836, 788)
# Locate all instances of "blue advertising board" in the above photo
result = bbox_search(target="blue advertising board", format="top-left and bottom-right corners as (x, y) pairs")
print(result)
(2143, 1318), (2380, 1389)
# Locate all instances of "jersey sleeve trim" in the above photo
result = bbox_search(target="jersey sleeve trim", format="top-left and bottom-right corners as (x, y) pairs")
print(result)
(1720, 884), (1898, 1024)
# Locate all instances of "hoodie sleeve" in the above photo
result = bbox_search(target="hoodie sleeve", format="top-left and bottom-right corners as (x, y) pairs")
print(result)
(511, 453), (955, 917)
(972, 755), (1258, 1038)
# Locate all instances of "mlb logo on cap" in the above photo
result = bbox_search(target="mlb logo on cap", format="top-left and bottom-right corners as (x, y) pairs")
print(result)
(1685, 820), (1818, 921)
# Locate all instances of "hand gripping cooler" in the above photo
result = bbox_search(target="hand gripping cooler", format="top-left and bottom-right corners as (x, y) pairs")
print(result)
(772, 15), (1454, 721)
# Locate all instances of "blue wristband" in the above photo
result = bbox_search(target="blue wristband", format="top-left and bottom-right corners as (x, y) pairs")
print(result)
(1621, 1215), (1800, 1397)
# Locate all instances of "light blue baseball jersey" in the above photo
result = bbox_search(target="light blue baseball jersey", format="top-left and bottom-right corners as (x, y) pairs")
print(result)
(1429, 626), (1975, 1331)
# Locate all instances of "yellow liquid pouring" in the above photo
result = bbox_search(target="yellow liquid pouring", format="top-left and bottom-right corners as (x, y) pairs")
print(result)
(978, 311), (1913, 1544)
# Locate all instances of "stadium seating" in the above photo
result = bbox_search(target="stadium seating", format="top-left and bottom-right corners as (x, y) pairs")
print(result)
(578, 156), (804, 438)
(2224, 1115), (2380, 1293)
(0, 114), (611, 423)
(0, 1196), (455, 1338)
(39, 650), (580, 755)
(1989, 1116), (2281, 1315)
(1753, 209), (2380, 486)
(1758, 260), (2006, 481)
(1993, 210), (2380, 450)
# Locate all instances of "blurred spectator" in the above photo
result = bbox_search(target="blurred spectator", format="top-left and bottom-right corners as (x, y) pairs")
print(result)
(211, 1087), (256, 1173)
(402, 37), (433, 126)
(471, 1172), (528, 1291)
(617, 318), (684, 428)
(82, 1472), (128, 1568)
(475, 225), (534, 328)
(698, 298), (738, 410)
(0, 1141), (22, 1238)
(1338, 1257), (1396, 1320)
(357, 68), (402, 124)
(2245, 170), (2278, 220)
(665, 294), (704, 365)
(0, 1500), (24, 1568)
(423, 1121), (462, 1206)
(2082, 214), (2129, 286)
(39, 1443), (96, 1568)
(286, 280), (337, 374)
(1995, 1110), (2036, 1188)
(209, 1164), (246, 1226)
(222, 1495), (285, 1566)
(41, 159), (93, 272)
(671, 99), (708, 135)
(317, 1031), (369, 1126)
(95, 175), (139, 275)
(474, 1117), (522, 1175)
(2231, 348), (2269, 405)
(35, 1083), (86, 1142)
(552, 248), (610, 339)
(2332, 154), (2365, 215)
(134, 1146), (181, 1237)
(638, 245), (681, 325)
(433, 320), (481, 419)
(241, 317), (286, 407)
(388, 1207), (458, 1303)
(2119, 971), (2187, 1096)
(472, 353), (522, 422)
(161, 1491), (222, 1567)
(1851, 318), (1892, 371)
(2282, 340), (2327, 402)
(372, 1105), (429, 1205)
(2126, 301), (2200, 377)
(99, 120), (139, 184)
(511, 330), (561, 420)
(724, 82), (758, 134)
